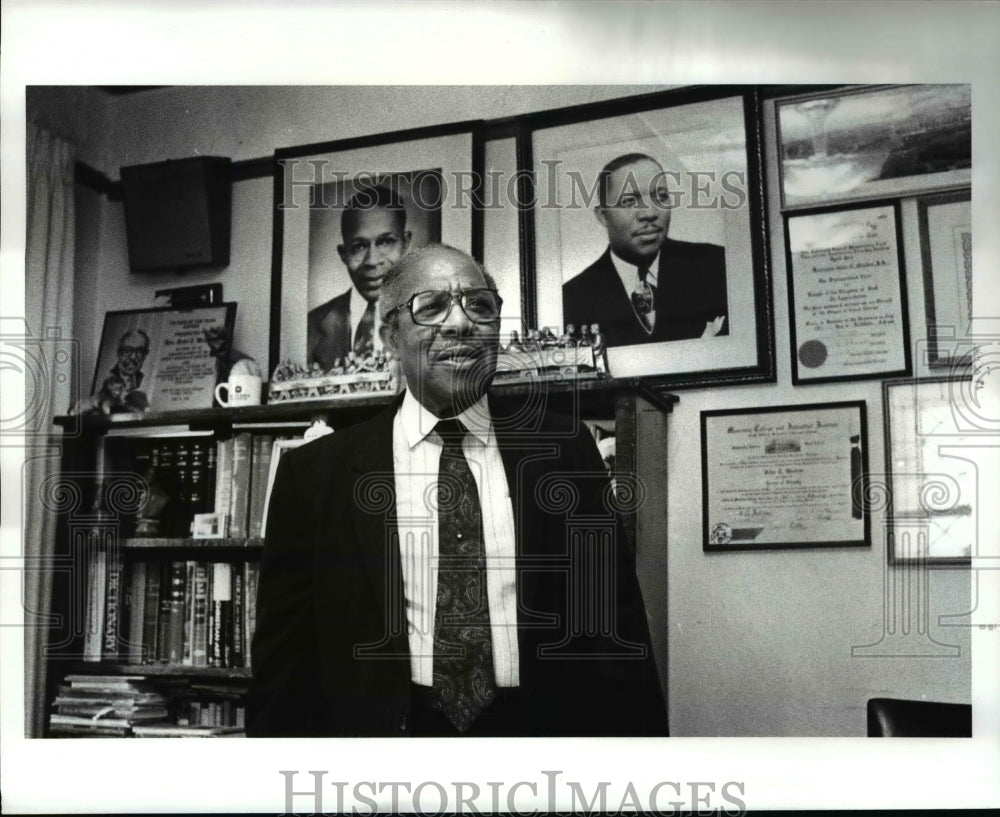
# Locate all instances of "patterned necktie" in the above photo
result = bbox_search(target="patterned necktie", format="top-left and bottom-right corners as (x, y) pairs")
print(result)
(354, 300), (376, 357)
(432, 418), (496, 732)
(631, 264), (655, 333)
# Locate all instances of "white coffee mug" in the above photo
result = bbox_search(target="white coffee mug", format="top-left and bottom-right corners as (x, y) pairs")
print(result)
(215, 374), (263, 407)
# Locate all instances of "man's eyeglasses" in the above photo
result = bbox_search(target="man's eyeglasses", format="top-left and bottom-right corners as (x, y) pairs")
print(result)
(385, 288), (503, 326)
(343, 234), (403, 260)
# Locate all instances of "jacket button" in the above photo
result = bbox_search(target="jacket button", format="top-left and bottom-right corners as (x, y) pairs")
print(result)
(399, 715), (408, 732)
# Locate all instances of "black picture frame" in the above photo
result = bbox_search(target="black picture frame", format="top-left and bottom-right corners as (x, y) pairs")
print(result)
(776, 84), (971, 210)
(917, 189), (974, 369)
(784, 199), (912, 385)
(270, 121), (485, 374)
(518, 86), (774, 390)
(90, 303), (237, 413)
(882, 376), (976, 566)
(701, 401), (870, 551)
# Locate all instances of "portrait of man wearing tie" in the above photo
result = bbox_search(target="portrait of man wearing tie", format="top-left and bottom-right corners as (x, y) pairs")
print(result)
(307, 185), (412, 369)
(249, 244), (666, 737)
(562, 152), (729, 348)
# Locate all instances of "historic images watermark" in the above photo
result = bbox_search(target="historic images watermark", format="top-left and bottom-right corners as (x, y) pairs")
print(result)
(278, 161), (749, 213)
(279, 769), (747, 815)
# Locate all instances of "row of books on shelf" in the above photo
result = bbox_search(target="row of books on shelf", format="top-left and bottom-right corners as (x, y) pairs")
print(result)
(113, 432), (299, 538)
(84, 554), (259, 669)
(49, 674), (246, 738)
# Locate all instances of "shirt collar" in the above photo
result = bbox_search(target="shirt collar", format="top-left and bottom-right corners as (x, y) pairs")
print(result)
(609, 248), (659, 291)
(399, 389), (492, 449)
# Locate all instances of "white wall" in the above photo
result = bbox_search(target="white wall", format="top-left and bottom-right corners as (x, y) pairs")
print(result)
(70, 85), (971, 736)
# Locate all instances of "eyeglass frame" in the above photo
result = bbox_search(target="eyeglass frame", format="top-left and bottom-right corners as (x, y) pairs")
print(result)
(382, 288), (504, 327)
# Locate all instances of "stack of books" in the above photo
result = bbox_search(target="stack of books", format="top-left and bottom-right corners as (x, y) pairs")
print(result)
(48, 675), (169, 737)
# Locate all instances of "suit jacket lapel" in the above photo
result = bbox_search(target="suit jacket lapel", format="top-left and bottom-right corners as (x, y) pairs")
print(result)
(348, 398), (409, 656)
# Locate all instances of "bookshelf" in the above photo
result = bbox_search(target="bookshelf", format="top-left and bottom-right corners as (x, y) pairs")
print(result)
(41, 379), (676, 737)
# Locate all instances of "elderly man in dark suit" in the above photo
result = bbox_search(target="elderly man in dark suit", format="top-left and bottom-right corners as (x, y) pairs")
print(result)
(249, 244), (666, 737)
(307, 186), (411, 369)
(563, 153), (729, 347)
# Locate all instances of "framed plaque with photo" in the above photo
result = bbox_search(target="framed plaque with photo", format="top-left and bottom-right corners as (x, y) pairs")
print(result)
(701, 401), (869, 551)
(89, 303), (237, 414)
(522, 86), (774, 389)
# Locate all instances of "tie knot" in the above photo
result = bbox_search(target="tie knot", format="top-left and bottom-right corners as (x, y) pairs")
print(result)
(637, 264), (651, 282)
(435, 418), (467, 446)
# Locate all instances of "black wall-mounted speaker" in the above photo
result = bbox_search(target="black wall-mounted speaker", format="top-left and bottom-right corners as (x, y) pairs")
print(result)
(120, 156), (232, 273)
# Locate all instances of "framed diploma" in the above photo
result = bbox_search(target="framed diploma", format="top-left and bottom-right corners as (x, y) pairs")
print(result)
(785, 200), (911, 384)
(918, 189), (973, 369)
(701, 401), (869, 550)
(883, 377), (975, 565)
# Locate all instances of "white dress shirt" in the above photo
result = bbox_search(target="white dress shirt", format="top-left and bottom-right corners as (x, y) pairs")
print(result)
(392, 390), (520, 687)
(348, 286), (382, 353)
(609, 249), (658, 329)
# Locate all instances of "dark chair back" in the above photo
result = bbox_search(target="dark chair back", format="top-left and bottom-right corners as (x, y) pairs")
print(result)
(867, 697), (971, 737)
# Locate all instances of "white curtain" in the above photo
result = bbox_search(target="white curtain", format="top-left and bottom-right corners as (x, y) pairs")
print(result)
(24, 122), (76, 737)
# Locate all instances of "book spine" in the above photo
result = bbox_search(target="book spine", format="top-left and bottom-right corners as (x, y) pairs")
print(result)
(247, 435), (274, 538)
(244, 561), (260, 669)
(182, 560), (196, 665)
(82, 547), (107, 662)
(102, 550), (123, 662)
(125, 561), (146, 665)
(210, 562), (232, 667)
(231, 566), (245, 667)
(228, 434), (253, 539)
(214, 438), (234, 522)
(191, 562), (210, 667)
(164, 561), (187, 664)
(141, 562), (161, 664)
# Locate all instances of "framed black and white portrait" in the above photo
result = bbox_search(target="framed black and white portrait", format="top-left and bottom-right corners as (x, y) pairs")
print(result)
(521, 86), (774, 388)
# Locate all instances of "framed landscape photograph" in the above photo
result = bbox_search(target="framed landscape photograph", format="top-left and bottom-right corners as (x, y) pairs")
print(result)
(271, 123), (483, 373)
(701, 401), (869, 551)
(785, 200), (911, 384)
(776, 84), (971, 209)
(883, 377), (975, 565)
(918, 189), (974, 368)
(90, 304), (237, 414)
(522, 86), (774, 388)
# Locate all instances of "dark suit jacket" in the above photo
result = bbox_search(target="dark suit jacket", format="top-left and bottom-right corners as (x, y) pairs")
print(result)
(307, 289), (352, 370)
(563, 239), (729, 348)
(247, 394), (667, 737)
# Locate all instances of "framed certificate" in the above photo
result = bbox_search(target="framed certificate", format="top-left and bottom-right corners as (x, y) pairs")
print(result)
(785, 200), (911, 384)
(701, 401), (869, 550)
(918, 189), (973, 369)
(883, 377), (976, 565)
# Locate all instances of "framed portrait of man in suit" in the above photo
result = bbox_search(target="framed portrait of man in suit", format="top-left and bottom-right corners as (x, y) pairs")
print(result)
(523, 87), (774, 389)
(272, 124), (481, 373)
